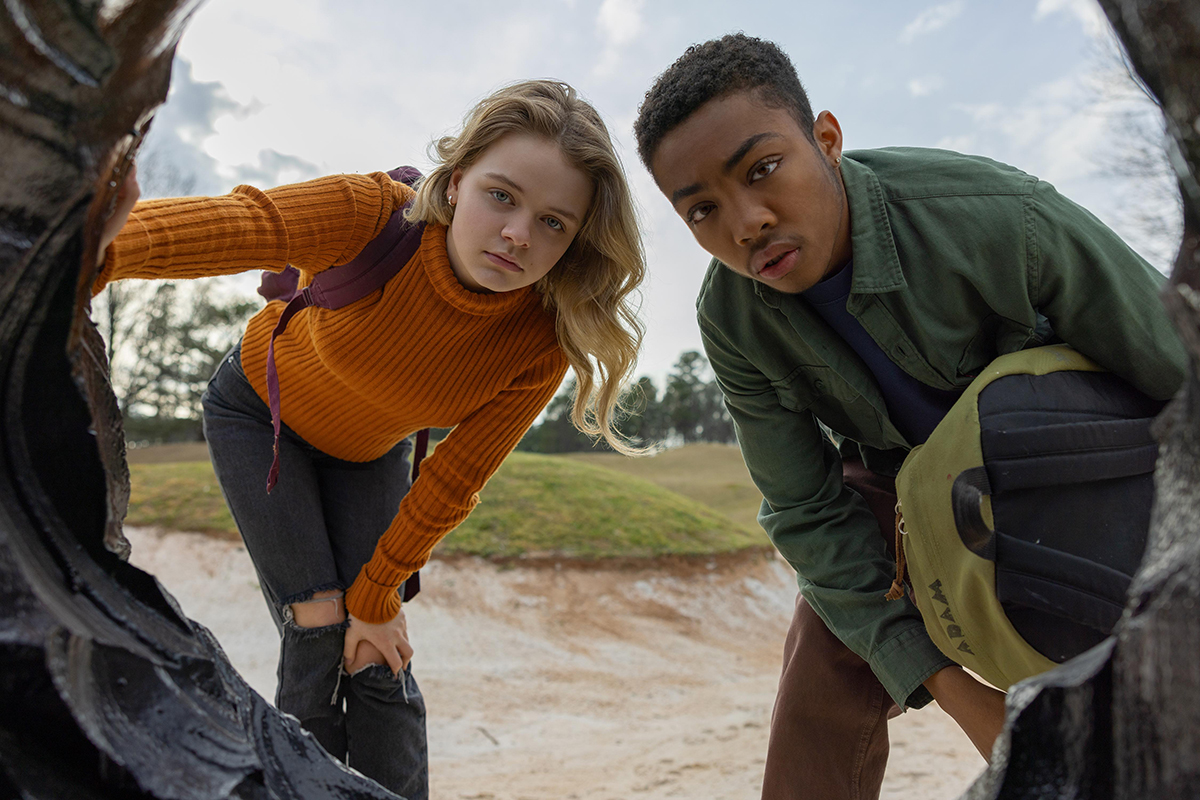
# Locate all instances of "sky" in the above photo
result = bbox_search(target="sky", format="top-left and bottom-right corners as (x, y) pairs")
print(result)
(140, 0), (1177, 386)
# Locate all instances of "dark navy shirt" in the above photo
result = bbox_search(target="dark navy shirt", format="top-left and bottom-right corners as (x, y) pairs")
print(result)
(802, 261), (960, 444)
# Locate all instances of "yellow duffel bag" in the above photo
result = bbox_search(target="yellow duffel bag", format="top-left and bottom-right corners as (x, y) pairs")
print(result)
(894, 345), (1163, 689)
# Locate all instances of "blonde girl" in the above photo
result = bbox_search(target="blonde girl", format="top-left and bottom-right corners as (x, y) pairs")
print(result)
(95, 80), (644, 798)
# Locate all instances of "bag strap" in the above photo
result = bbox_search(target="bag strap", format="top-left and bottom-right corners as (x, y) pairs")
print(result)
(401, 427), (432, 603)
(951, 467), (997, 559)
(412, 428), (430, 481)
(884, 501), (909, 601)
(304, 209), (427, 307)
(264, 167), (426, 492)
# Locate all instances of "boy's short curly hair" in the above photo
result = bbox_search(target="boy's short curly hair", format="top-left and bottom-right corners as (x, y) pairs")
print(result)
(633, 33), (815, 172)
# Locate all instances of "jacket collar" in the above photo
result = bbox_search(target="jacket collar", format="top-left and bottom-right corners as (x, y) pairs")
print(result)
(841, 154), (907, 295)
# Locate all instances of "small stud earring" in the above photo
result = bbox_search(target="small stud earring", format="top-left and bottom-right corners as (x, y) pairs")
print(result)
(834, 156), (842, 166)
(447, 194), (455, 206)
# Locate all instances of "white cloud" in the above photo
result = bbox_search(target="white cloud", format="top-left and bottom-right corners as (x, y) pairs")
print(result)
(900, 1), (965, 44)
(593, 0), (646, 77)
(139, 58), (322, 198)
(908, 75), (946, 97)
(598, 0), (644, 47)
(951, 77), (1107, 186)
(231, 149), (322, 189)
(1034, 0), (1109, 38)
(139, 59), (245, 196)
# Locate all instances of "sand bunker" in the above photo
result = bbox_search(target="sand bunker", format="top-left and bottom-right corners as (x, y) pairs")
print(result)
(126, 527), (982, 799)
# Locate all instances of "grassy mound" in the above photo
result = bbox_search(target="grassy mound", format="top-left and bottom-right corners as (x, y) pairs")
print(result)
(442, 452), (763, 558)
(126, 450), (767, 558)
(565, 443), (764, 533)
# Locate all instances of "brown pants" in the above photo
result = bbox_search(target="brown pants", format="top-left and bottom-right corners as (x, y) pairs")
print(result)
(760, 460), (903, 800)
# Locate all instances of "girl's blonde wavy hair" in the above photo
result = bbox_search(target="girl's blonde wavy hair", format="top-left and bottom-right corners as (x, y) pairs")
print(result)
(408, 80), (646, 455)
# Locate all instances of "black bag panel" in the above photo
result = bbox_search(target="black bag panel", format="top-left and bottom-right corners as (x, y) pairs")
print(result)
(963, 368), (1163, 664)
(976, 368), (1159, 575)
(950, 469), (1153, 574)
(995, 533), (1131, 662)
(981, 419), (1157, 492)
(989, 477), (1154, 575)
(1002, 604), (1110, 663)
(977, 371), (1166, 427)
(951, 467), (997, 559)
(994, 532), (1134, 609)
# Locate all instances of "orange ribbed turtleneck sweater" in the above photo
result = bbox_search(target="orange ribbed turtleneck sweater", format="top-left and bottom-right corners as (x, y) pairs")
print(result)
(97, 173), (568, 623)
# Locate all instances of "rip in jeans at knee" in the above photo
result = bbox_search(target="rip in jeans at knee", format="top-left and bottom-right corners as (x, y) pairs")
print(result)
(282, 585), (349, 637)
(282, 614), (350, 639)
(280, 582), (345, 609)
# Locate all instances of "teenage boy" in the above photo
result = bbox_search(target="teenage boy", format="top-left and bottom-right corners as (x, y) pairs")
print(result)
(634, 33), (1185, 800)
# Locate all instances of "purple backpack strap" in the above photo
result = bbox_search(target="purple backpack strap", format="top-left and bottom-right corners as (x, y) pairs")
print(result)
(405, 430), (431, 599)
(263, 166), (426, 492)
(399, 427), (431, 602)
(411, 429), (430, 482)
(257, 268), (299, 302)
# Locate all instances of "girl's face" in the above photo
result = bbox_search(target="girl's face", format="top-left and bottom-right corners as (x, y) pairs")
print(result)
(445, 134), (593, 293)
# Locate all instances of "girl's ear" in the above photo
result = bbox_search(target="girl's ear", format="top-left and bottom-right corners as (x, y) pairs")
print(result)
(447, 166), (464, 196)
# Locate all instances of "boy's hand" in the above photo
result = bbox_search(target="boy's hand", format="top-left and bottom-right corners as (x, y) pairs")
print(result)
(96, 162), (140, 267)
(343, 607), (413, 677)
(923, 665), (1007, 761)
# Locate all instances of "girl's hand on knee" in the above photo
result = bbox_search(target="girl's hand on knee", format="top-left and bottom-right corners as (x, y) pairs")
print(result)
(343, 608), (413, 677)
(345, 639), (389, 674)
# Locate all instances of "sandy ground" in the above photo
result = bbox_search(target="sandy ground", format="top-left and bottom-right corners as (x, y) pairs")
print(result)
(125, 527), (983, 799)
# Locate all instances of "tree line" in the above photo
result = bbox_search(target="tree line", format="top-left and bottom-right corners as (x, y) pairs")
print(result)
(517, 350), (737, 453)
(93, 280), (256, 444)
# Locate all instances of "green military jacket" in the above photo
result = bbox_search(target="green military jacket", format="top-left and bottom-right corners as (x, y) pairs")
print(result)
(696, 147), (1187, 708)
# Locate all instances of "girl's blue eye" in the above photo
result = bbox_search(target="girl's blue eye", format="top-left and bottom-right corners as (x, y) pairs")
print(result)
(490, 190), (511, 203)
(545, 217), (564, 231)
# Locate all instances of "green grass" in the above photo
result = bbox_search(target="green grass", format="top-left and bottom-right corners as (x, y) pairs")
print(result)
(564, 443), (765, 534)
(442, 452), (763, 558)
(127, 461), (240, 539)
(125, 447), (769, 558)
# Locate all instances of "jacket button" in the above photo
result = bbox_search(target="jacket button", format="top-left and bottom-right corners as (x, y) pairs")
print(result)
(814, 379), (825, 391)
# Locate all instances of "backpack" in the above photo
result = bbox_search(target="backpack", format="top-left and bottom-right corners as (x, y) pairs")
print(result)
(257, 166), (428, 601)
(893, 345), (1164, 689)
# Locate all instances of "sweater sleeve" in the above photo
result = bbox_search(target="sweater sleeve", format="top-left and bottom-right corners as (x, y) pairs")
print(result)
(344, 348), (570, 623)
(93, 172), (412, 294)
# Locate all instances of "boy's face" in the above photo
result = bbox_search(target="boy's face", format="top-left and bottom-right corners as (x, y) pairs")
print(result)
(651, 92), (852, 294)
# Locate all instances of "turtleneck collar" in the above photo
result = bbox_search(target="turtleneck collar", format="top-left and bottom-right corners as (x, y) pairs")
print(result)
(419, 223), (534, 316)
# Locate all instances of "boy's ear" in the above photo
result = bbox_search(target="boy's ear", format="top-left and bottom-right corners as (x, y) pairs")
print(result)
(812, 110), (844, 163)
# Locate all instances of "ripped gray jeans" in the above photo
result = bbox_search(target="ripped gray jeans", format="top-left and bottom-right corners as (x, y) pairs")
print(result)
(202, 346), (427, 800)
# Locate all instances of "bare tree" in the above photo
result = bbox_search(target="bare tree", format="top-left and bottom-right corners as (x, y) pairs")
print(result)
(92, 279), (256, 439)
(1088, 29), (1184, 270)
